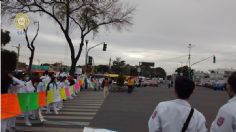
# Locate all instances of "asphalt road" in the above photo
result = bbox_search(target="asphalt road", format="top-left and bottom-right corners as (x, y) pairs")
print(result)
(90, 84), (228, 132)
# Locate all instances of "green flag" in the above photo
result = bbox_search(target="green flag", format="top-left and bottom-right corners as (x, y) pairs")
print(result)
(17, 93), (29, 112)
(18, 93), (39, 112)
(28, 93), (39, 110)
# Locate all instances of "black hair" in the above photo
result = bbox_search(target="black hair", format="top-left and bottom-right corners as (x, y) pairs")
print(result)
(1, 71), (13, 93)
(228, 72), (236, 93)
(46, 76), (57, 91)
(175, 76), (195, 99)
(44, 70), (49, 75)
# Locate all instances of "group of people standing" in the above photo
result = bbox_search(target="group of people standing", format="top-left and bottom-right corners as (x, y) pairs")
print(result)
(1, 71), (79, 132)
(148, 72), (236, 132)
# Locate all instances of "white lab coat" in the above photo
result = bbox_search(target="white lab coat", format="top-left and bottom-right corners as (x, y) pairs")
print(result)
(11, 77), (34, 93)
(211, 96), (236, 132)
(148, 99), (207, 132)
(48, 83), (61, 103)
(37, 82), (45, 92)
(41, 75), (51, 86)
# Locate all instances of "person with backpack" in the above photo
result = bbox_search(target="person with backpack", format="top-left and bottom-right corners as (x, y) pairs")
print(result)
(148, 76), (207, 132)
(211, 72), (236, 132)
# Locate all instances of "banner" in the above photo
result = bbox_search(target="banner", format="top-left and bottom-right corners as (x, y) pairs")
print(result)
(92, 82), (95, 88)
(69, 86), (74, 95)
(28, 93), (39, 110)
(1, 94), (22, 119)
(38, 92), (46, 107)
(79, 80), (83, 87)
(75, 83), (79, 92)
(18, 93), (39, 111)
(60, 88), (67, 100)
(47, 90), (54, 104)
(17, 93), (29, 112)
(65, 87), (70, 97)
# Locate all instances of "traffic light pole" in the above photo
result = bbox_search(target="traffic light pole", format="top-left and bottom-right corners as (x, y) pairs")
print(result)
(87, 42), (106, 56)
(191, 55), (215, 67)
(188, 44), (192, 79)
(85, 42), (106, 75)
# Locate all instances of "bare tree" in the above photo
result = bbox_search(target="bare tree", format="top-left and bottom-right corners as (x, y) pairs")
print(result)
(2, 0), (135, 75)
(23, 21), (39, 71)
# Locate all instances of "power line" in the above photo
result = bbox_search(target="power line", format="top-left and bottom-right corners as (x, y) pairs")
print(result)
(158, 55), (188, 62)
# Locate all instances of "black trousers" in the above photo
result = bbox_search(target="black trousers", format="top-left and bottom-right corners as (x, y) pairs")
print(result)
(128, 85), (133, 93)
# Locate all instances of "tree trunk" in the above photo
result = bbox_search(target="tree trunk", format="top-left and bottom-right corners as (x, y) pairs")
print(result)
(67, 35), (84, 75)
(69, 59), (76, 75)
(28, 49), (34, 71)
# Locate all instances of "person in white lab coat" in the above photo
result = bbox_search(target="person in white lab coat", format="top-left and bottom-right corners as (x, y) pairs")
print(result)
(7, 74), (35, 127)
(35, 78), (47, 122)
(46, 76), (59, 114)
(148, 76), (207, 132)
(211, 72), (236, 132)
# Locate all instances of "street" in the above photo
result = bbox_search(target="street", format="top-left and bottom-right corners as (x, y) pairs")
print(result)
(90, 84), (228, 132)
(14, 85), (228, 132)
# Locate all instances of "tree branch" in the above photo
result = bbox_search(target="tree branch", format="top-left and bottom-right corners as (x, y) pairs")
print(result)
(65, 0), (70, 33)
(33, 2), (66, 32)
(23, 28), (33, 51)
(30, 22), (40, 50)
(69, 16), (83, 31)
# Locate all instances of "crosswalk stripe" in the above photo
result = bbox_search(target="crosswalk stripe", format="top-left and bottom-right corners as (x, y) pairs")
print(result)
(16, 126), (84, 132)
(59, 108), (99, 112)
(45, 116), (94, 120)
(64, 101), (104, 103)
(62, 104), (102, 106)
(16, 91), (104, 132)
(63, 106), (101, 109)
(58, 111), (96, 116)
(74, 99), (104, 101)
(16, 120), (90, 126)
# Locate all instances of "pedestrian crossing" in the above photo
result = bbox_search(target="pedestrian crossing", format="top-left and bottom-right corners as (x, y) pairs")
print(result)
(15, 91), (104, 132)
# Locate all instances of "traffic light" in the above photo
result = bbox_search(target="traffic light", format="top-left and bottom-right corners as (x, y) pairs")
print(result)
(213, 56), (216, 63)
(103, 43), (107, 51)
(88, 56), (93, 65)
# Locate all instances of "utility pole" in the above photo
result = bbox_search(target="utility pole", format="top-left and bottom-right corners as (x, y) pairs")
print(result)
(188, 44), (192, 79)
(12, 44), (21, 69)
(85, 40), (88, 74)
(109, 57), (112, 73)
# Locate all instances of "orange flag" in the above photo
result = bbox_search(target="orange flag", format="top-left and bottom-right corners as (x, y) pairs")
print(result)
(1, 94), (22, 119)
(38, 92), (46, 107)
(79, 80), (83, 87)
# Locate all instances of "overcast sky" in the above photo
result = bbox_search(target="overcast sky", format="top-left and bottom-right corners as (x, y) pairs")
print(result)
(1, 0), (236, 74)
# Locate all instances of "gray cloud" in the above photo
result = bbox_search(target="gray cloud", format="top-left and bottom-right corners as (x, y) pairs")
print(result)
(2, 0), (236, 74)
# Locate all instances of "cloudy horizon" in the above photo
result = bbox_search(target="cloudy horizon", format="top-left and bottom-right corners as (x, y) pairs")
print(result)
(1, 0), (236, 74)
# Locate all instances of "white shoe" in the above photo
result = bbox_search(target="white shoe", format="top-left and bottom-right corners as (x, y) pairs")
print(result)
(40, 118), (47, 122)
(54, 111), (59, 115)
(25, 121), (32, 126)
(46, 111), (52, 114)
(30, 116), (36, 120)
